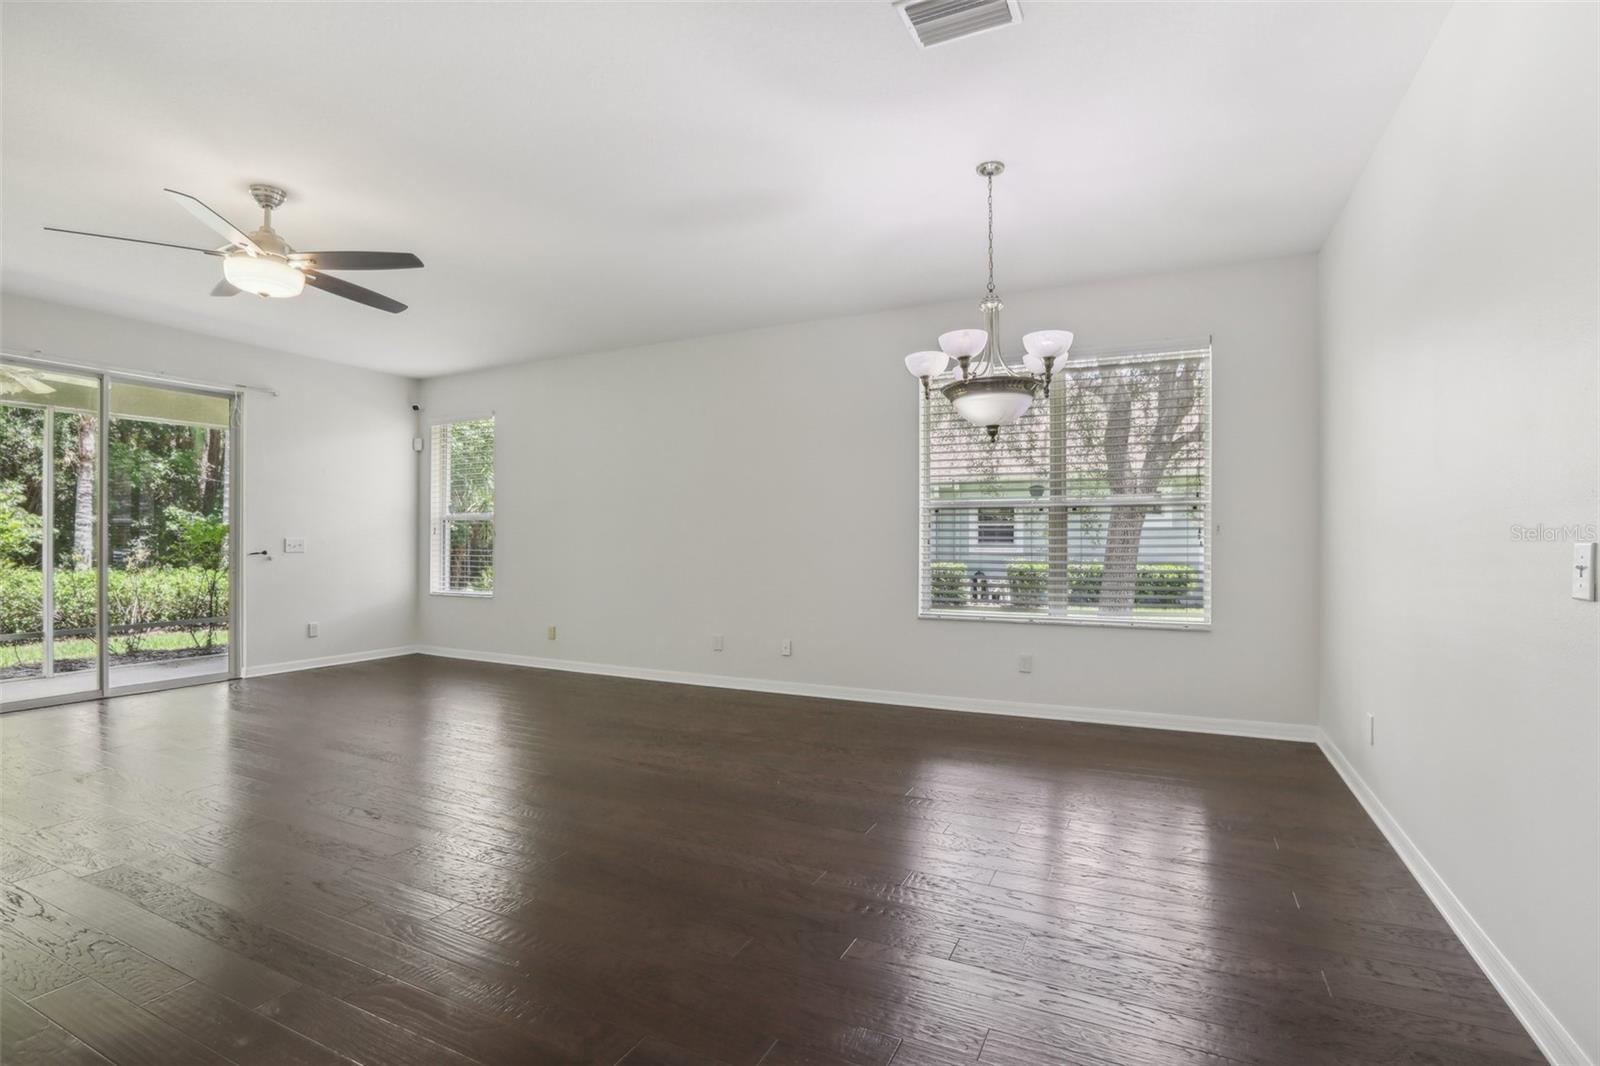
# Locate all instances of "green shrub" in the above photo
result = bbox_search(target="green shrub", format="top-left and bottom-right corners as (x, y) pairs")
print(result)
(1134, 563), (1196, 606)
(0, 565), (40, 635)
(930, 561), (1196, 611)
(0, 563), (229, 641)
(930, 562), (967, 607)
(1067, 562), (1197, 606)
(1006, 562), (1048, 608)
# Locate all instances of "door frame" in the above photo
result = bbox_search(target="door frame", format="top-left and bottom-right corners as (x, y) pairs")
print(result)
(0, 353), (244, 712)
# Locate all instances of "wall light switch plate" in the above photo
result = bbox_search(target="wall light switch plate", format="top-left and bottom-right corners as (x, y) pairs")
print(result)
(712, 634), (724, 652)
(546, 625), (558, 640)
(780, 639), (793, 657)
(284, 537), (306, 554)
(306, 622), (319, 638)
(1018, 654), (1033, 674)
(1574, 542), (1596, 601)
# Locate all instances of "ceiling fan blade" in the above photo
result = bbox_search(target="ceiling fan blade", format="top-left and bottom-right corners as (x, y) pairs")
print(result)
(44, 226), (224, 255)
(289, 251), (423, 271)
(211, 279), (240, 297)
(302, 270), (407, 314)
(163, 188), (262, 254)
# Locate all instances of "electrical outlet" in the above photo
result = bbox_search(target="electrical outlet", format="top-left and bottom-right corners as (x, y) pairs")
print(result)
(780, 639), (793, 657)
(1367, 713), (1376, 746)
(546, 625), (557, 641)
(1018, 654), (1033, 674)
(306, 622), (319, 638)
(284, 537), (306, 554)
(712, 634), (724, 652)
(1573, 542), (1596, 601)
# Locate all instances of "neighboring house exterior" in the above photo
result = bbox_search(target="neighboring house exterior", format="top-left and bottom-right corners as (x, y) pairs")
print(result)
(926, 477), (1205, 611)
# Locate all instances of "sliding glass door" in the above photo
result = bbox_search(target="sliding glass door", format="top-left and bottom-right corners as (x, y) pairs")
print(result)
(0, 356), (238, 711)
(0, 366), (102, 704)
(105, 380), (235, 691)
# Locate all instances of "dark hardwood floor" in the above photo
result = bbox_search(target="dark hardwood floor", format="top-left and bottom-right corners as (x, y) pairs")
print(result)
(0, 655), (1544, 1065)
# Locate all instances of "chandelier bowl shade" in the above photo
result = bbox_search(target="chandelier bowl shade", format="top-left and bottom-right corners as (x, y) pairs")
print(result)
(937, 329), (988, 360)
(904, 351), (951, 379)
(1023, 330), (1074, 360)
(1022, 351), (1073, 376)
(942, 377), (1039, 434)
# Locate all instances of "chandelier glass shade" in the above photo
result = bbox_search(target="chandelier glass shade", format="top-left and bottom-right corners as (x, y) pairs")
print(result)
(903, 162), (1073, 440)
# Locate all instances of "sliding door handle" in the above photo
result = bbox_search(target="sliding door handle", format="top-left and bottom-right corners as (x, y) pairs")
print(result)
(247, 549), (273, 562)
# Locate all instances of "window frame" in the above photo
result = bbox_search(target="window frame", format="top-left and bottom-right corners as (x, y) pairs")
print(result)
(428, 415), (496, 599)
(916, 342), (1212, 631)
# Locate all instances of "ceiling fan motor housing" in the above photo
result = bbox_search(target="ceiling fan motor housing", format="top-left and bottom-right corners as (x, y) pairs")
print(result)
(249, 183), (288, 210)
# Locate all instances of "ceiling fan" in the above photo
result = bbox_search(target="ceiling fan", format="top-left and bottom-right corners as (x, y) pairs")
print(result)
(44, 184), (423, 314)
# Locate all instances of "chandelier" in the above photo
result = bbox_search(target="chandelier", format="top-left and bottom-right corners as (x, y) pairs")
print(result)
(904, 161), (1073, 441)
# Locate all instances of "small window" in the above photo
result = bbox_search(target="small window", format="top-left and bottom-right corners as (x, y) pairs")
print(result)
(429, 417), (494, 596)
(976, 507), (1016, 546)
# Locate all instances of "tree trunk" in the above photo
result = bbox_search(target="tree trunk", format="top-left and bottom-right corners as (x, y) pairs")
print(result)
(219, 432), (231, 523)
(71, 416), (96, 568)
(1098, 506), (1148, 615)
(200, 428), (223, 516)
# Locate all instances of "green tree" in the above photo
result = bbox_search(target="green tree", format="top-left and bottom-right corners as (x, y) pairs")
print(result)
(0, 483), (42, 563)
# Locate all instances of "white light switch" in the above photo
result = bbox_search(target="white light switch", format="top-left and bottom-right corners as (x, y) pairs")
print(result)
(284, 537), (306, 554)
(712, 634), (724, 652)
(1018, 654), (1033, 674)
(306, 622), (319, 638)
(1574, 542), (1596, 601)
(780, 639), (793, 657)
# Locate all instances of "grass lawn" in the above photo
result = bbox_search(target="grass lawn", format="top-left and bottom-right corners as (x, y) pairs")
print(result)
(1, 629), (228, 669)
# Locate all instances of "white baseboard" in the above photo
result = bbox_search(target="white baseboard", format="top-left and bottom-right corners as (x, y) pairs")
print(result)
(411, 644), (1318, 743)
(1317, 733), (1588, 1066)
(244, 645), (419, 678)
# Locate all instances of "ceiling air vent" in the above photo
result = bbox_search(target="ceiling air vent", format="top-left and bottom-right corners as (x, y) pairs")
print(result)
(894, 0), (1020, 49)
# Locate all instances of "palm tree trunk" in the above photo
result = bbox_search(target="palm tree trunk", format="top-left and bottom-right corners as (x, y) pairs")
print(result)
(71, 416), (95, 568)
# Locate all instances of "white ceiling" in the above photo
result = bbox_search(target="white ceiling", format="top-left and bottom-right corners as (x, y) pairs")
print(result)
(2, 2), (1447, 378)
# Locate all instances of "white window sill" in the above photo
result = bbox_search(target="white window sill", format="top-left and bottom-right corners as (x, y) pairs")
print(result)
(429, 590), (494, 599)
(918, 609), (1210, 631)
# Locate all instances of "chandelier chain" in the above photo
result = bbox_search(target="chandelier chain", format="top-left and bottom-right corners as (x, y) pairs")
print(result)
(985, 172), (996, 295)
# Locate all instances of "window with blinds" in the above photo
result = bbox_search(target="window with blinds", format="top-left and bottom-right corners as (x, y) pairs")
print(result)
(429, 417), (495, 596)
(920, 344), (1210, 627)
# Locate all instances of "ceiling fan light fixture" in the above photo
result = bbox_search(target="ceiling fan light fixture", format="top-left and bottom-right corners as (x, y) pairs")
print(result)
(46, 184), (419, 312)
(223, 253), (305, 298)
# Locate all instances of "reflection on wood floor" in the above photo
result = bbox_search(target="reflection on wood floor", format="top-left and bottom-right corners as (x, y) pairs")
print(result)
(0, 655), (1544, 1064)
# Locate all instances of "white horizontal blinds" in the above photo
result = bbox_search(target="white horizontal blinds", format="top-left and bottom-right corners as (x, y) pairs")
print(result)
(923, 375), (1051, 611)
(430, 417), (495, 594)
(920, 345), (1210, 625)
(1054, 349), (1209, 621)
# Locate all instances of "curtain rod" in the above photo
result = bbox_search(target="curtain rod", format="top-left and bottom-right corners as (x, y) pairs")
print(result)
(1, 347), (280, 397)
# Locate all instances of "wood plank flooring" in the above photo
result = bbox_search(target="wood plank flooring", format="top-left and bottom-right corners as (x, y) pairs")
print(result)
(0, 655), (1545, 1065)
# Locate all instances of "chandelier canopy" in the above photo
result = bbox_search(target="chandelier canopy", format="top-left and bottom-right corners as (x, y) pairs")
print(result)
(903, 161), (1073, 440)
